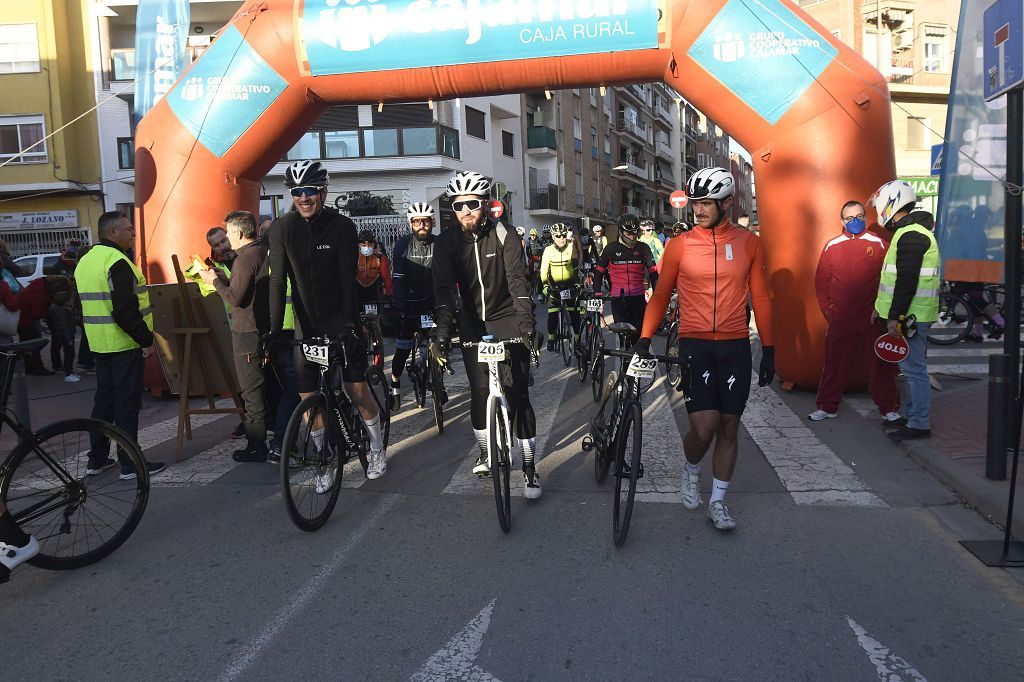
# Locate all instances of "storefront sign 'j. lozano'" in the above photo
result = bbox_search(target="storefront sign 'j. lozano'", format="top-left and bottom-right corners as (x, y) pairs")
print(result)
(301, 0), (660, 76)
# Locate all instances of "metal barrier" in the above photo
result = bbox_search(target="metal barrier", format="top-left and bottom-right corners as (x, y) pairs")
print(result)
(1, 228), (93, 257)
(351, 215), (406, 257)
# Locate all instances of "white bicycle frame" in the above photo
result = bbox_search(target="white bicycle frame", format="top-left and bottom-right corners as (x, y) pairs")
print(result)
(478, 342), (516, 470)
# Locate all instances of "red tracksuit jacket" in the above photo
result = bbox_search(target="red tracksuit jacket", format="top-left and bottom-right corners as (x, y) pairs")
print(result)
(814, 231), (888, 321)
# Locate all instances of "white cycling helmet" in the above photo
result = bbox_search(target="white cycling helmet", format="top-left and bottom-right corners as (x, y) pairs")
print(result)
(407, 202), (434, 221)
(870, 180), (918, 227)
(550, 223), (569, 238)
(284, 160), (329, 188)
(515, 226), (526, 236)
(446, 171), (492, 198)
(686, 167), (734, 200)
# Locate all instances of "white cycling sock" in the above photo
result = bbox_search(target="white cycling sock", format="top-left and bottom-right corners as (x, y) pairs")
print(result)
(684, 461), (701, 476)
(474, 428), (488, 459)
(362, 414), (383, 451)
(311, 427), (325, 451)
(710, 478), (730, 504)
(520, 437), (536, 468)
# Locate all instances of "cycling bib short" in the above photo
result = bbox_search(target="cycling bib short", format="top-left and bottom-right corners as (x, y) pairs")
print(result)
(292, 318), (368, 392)
(610, 296), (646, 337)
(678, 337), (752, 416)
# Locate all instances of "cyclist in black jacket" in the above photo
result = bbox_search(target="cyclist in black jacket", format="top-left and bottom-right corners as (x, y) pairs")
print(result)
(389, 201), (437, 409)
(268, 160), (388, 481)
(431, 171), (542, 499)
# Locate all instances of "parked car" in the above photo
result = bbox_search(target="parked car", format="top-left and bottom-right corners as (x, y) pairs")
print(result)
(13, 253), (64, 288)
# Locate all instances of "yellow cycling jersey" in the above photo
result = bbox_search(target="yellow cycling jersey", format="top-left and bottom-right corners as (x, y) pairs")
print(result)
(540, 243), (577, 286)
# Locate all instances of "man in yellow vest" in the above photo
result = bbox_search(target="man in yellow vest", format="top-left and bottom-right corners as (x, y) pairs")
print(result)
(871, 180), (940, 441)
(77, 211), (165, 480)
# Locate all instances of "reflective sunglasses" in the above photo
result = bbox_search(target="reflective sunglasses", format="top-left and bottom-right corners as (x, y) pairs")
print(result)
(452, 199), (483, 212)
(290, 186), (323, 198)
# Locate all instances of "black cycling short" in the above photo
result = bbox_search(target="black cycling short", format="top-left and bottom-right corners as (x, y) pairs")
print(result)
(395, 300), (436, 345)
(609, 295), (646, 338)
(292, 319), (367, 392)
(460, 340), (536, 439)
(678, 337), (752, 416)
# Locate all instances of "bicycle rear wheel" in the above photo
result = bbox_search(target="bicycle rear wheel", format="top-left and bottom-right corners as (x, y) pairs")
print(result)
(281, 394), (342, 532)
(927, 293), (971, 345)
(414, 349), (428, 408)
(613, 402), (642, 547)
(665, 322), (680, 389)
(431, 360), (446, 434)
(1, 418), (149, 570)
(560, 309), (572, 366)
(489, 398), (512, 533)
(365, 362), (392, 449)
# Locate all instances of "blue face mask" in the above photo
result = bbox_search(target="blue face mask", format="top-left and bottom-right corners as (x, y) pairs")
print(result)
(845, 216), (866, 235)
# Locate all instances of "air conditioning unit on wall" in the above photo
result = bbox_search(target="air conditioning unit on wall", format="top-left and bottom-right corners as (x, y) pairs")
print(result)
(893, 29), (914, 52)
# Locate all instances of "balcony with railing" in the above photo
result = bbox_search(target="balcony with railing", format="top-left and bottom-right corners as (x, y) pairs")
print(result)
(684, 124), (702, 141)
(887, 57), (951, 89)
(656, 136), (674, 161)
(528, 184), (560, 211)
(526, 126), (557, 156)
(654, 167), (675, 189)
(279, 124), (460, 162)
(654, 101), (674, 127)
(615, 114), (649, 143)
(613, 155), (649, 181)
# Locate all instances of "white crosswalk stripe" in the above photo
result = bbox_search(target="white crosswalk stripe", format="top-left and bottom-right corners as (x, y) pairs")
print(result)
(927, 340), (1003, 375)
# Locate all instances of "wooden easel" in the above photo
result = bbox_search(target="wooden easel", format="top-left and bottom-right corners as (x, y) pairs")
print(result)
(170, 254), (243, 461)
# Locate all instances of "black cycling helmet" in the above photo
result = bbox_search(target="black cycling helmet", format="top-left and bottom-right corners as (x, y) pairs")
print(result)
(672, 221), (691, 234)
(357, 229), (376, 243)
(617, 213), (641, 235)
(284, 160), (330, 188)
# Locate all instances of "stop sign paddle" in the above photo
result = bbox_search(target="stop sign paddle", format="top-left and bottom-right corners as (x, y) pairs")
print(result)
(488, 200), (504, 219)
(669, 190), (688, 209)
(874, 333), (910, 363)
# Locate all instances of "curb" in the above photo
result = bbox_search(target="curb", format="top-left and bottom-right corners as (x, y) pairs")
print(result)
(897, 437), (1024, 535)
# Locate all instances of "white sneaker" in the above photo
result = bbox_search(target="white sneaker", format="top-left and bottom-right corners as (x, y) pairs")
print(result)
(0, 535), (40, 582)
(807, 409), (837, 421)
(366, 448), (387, 480)
(680, 467), (702, 510)
(314, 469), (336, 494)
(472, 453), (491, 477)
(523, 466), (542, 499)
(707, 501), (737, 531)
(64, 374), (81, 383)
(882, 412), (902, 423)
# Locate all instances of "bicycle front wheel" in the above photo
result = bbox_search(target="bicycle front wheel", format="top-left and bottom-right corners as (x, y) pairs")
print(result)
(613, 402), (643, 547)
(577, 320), (591, 382)
(665, 322), (681, 389)
(430, 360), (446, 434)
(489, 398), (512, 534)
(591, 337), (605, 403)
(560, 309), (573, 366)
(927, 293), (971, 345)
(281, 394), (342, 532)
(594, 371), (619, 484)
(1, 418), (149, 570)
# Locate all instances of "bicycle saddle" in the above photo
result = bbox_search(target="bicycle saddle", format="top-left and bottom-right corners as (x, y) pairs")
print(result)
(0, 337), (49, 354)
(608, 322), (637, 336)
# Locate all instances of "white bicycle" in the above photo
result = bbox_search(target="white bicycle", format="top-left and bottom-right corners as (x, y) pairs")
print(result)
(468, 335), (537, 533)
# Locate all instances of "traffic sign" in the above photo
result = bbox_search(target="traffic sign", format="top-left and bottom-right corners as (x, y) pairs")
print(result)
(930, 143), (943, 176)
(488, 200), (504, 219)
(984, 0), (1023, 101)
(669, 190), (688, 209)
(874, 333), (909, 363)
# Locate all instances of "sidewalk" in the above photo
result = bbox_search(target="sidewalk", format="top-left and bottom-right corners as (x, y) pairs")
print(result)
(894, 371), (1024, 534)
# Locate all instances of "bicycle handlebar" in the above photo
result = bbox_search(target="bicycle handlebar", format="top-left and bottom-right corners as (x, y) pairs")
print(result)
(602, 347), (684, 365)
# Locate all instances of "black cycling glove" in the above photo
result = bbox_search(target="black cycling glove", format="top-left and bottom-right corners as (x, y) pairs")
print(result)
(629, 337), (652, 358)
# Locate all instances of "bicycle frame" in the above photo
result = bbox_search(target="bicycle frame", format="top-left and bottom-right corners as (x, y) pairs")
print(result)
(299, 337), (365, 457)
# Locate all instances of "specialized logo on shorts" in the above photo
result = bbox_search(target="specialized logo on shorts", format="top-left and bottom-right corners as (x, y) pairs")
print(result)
(702, 370), (711, 385)
(727, 374), (736, 391)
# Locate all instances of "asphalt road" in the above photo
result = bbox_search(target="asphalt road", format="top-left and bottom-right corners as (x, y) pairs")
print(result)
(3, 332), (1024, 681)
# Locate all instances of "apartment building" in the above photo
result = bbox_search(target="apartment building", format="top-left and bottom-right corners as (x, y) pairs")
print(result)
(729, 152), (755, 224)
(798, 0), (958, 212)
(0, 0), (103, 256)
(679, 101), (734, 224)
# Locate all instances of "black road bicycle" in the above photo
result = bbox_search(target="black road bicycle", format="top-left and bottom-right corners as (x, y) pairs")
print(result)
(576, 289), (604, 384)
(927, 282), (1007, 345)
(0, 338), (149, 572)
(549, 282), (578, 367)
(281, 334), (389, 532)
(405, 312), (454, 434)
(582, 323), (681, 547)
(359, 306), (392, 447)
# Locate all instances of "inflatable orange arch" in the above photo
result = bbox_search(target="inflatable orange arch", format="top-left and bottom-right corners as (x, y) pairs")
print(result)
(134, 0), (896, 388)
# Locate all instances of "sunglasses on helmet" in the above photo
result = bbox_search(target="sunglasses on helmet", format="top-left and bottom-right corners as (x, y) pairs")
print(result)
(291, 186), (324, 198)
(452, 199), (484, 212)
